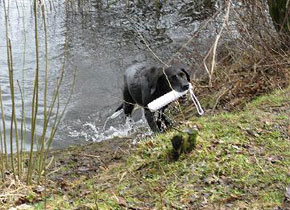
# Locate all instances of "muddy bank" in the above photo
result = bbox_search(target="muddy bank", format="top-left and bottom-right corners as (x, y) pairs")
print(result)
(47, 137), (135, 183)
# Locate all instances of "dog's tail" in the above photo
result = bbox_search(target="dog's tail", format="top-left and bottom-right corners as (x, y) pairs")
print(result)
(109, 104), (124, 120)
(103, 104), (124, 130)
(115, 104), (123, 112)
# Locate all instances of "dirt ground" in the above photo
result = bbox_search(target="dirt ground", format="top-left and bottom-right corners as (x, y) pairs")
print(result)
(47, 137), (134, 183)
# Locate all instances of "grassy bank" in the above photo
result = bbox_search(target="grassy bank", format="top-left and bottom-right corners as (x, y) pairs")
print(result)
(14, 86), (287, 210)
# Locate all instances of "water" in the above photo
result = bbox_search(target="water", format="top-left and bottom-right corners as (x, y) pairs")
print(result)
(0, 0), (216, 151)
(0, 0), (65, 151)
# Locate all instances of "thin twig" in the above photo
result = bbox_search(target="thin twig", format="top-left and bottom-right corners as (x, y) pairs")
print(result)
(204, 1), (231, 86)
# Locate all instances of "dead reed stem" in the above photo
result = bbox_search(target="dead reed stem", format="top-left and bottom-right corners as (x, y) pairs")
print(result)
(27, 0), (40, 184)
(203, 0), (231, 86)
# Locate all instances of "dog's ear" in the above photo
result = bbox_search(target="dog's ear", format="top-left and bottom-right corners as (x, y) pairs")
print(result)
(141, 67), (163, 104)
(146, 67), (163, 94)
(181, 68), (191, 82)
(140, 77), (151, 104)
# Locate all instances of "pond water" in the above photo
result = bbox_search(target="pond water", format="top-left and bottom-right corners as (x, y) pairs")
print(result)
(0, 0), (216, 151)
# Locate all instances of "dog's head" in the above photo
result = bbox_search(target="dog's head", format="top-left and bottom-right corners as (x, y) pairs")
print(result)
(164, 64), (191, 92)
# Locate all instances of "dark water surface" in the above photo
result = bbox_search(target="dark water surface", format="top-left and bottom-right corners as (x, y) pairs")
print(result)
(0, 0), (216, 150)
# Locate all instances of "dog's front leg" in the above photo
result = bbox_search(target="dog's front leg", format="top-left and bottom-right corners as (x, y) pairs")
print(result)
(155, 108), (172, 132)
(144, 109), (160, 132)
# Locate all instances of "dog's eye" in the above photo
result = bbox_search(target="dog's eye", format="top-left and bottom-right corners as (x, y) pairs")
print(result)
(172, 75), (177, 79)
(179, 72), (185, 77)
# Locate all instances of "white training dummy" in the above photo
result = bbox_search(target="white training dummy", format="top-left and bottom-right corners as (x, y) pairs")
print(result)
(148, 83), (204, 115)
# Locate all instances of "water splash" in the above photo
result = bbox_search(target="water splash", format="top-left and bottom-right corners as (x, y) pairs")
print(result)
(68, 117), (151, 143)
(103, 109), (124, 130)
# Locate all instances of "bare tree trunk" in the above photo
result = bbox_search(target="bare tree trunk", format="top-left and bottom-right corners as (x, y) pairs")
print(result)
(267, 0), (290, 46)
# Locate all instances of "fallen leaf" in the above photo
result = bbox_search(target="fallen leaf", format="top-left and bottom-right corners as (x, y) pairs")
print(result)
(78, 167), (90, 172)
(116, 196), (127, 207)
(267, 155), (283, 163)
(9, 204), (31, 210)
(282, 186), (290, 210)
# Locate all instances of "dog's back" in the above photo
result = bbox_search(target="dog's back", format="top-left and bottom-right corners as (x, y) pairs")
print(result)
(125, 62), (161, 106)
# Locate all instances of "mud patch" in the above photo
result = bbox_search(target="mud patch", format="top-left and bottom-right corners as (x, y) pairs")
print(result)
(46, 137), (135, 194)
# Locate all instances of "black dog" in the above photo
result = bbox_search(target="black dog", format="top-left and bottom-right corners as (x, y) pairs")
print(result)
(116, 62), (191, 132)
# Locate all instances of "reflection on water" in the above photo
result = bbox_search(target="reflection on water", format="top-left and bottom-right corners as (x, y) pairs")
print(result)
(0, 0), (216, 150)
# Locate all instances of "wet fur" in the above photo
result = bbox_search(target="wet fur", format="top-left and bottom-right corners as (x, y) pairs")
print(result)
(118, 62), (191, 132)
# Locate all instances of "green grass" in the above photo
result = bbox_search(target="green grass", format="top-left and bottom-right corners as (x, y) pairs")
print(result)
(33, 87), (289, 210)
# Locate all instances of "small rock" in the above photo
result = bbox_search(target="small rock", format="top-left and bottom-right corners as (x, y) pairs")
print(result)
(34, 185), (45, 194)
